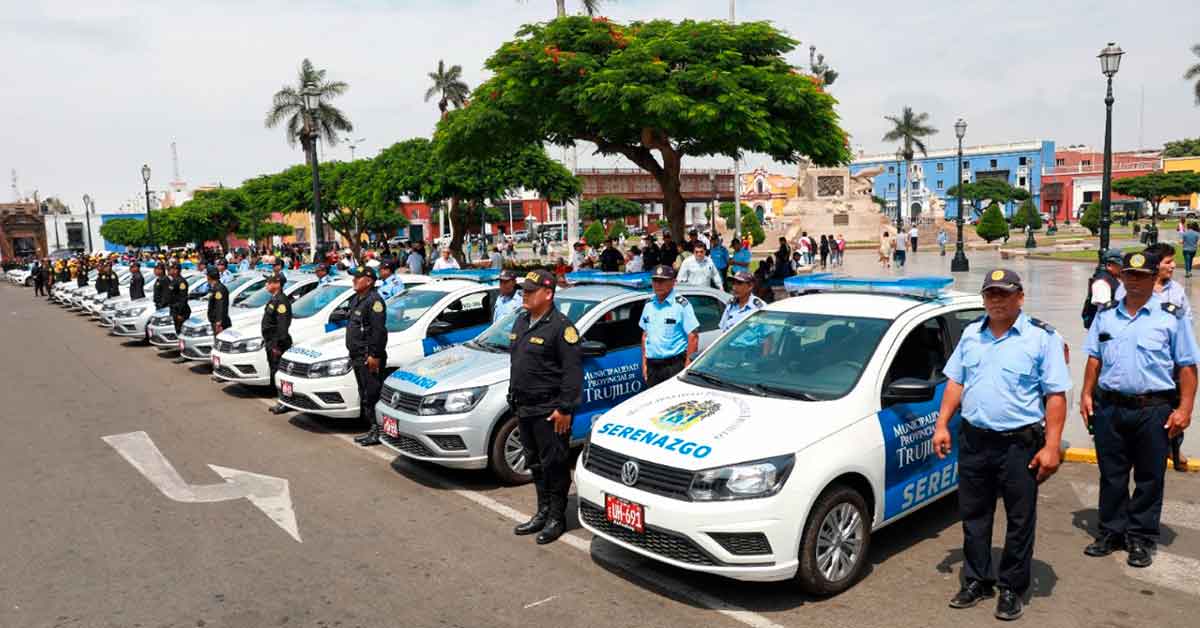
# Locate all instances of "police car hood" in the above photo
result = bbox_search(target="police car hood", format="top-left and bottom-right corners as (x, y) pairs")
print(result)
(589, 378), (848, 471)
(184, 307), (262, 328)
(282, 330), (348, 364)
(385, 344), (510, 394)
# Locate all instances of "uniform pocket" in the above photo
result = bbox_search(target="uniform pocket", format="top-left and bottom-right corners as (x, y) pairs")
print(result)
(1001, 359), (1038, 387)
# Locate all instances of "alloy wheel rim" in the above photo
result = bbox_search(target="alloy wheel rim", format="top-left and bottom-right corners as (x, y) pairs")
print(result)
(504, 427), (528, 476)
(815, 502), (864, 582)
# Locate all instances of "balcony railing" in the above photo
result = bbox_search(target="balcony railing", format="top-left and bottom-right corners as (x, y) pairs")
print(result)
(1043, 161), (1160, 176)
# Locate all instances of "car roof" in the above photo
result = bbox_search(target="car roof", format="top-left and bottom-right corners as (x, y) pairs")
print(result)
(768, 290), (980, 319)
(557, 284), (638, 302)
(412, 279), (486, 293)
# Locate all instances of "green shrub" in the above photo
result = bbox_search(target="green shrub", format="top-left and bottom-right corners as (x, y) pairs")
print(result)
(975, 204), (1009, 242)
(1010, 200), (1042, 231)
(1080, 201), (1101, 235)
(607, 220), (630, 241)
(583, 221), (606, 249)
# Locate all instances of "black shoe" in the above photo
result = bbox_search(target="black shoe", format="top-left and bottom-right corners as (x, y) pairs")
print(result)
(1127, 541), (1154, 568)
(1084, 534), (1125, 557)
(994, 589), (1023, 621)
(268, 403), (290, 415)
(356, 426), (381, 447)
(948, 581), (995, 609)
(535, 518), (566, 544)
(514, 509), (548, 536)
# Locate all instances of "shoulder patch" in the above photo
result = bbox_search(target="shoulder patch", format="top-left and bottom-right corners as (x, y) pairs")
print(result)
(1028, 317), (1056, 335)
(277, 304), (287, 314)
(1163, 302), (1184, 318)
(564, 325), (579, 344)
(675, 296), (688, 305)
(1100, 301), (1120, 312)
(214, 292), (222, 300)
(372, 301), (384, 313)
(751, 296), (765, 308)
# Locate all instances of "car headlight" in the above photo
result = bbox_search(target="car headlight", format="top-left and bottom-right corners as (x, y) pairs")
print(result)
(419, 387), (487, 415)
(688, 454), (795, 501)
(124, 306), (148, 317)
(309, 357), (352, 378)
(230, 337), (264, 353)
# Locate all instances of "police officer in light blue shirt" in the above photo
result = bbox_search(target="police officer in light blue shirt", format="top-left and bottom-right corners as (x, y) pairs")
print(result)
(719, 271), (765, 332)
(236, 255), (250, 273)
(933, 268), (1070, 620)
(376, 260), (402, 300)
(639, 265), (699, 387)
(493, 270), (522, 322)
(1080, 251), (1198, 568)
(315, 263), (335, 286)
(216, 259), (234, 285)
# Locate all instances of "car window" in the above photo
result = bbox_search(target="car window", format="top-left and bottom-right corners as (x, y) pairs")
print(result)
(946, 308), (985, 348)
(883, 316), (950, 389)
(583, 299), (646, 350)
(386, 289), (450, 333)
(434, 291), (492, 333)
(688, 294), (725, 332)
(232, 279), (267, 305)
(291, 284), (351, 319)
(687, 311), (891, 401)
(472, 297), (600, 351)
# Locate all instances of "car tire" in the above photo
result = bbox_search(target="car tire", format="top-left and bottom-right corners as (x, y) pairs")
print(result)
(796, 484), (872, 596)
(488, 413), (532, 485)
(24, 277), (33, 287)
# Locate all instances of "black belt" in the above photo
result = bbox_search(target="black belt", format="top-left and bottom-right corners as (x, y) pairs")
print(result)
(962, 420), (1044, 447)
(646, 353), (686, 366)
(1095, 388), (1175, 408)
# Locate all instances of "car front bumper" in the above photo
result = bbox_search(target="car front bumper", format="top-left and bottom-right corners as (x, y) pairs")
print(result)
(574, 458), (799, 583)
(276, 371), (360, 419)
(179, 334), (214, 361)
(210, 350), (270, 386)
(371, 391), (504, 471)
(111, 315), (150, 337)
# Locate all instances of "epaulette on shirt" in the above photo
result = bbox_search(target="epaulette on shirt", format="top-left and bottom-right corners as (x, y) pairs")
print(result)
(675, 295), (688, 305)
(1099, 301), (1119, 312)
(750, 296), (765, 309)
(1028, 317), (1057, 335)
(1163, 302), (1184, 318)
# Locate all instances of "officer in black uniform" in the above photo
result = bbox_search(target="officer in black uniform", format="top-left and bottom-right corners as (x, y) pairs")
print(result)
(347, 266), (389, 446)
(106, 264), (120, 298)
(151, 264), (168, 310)
(128, 261), (145, 301)
(206, 268), (231, 335)
(94, 262), (110, 297)
(77, 260), (90, 289)
(509, 269), (583, 545)
(167, 263), (191, 334)
(261, 273), (293, 415)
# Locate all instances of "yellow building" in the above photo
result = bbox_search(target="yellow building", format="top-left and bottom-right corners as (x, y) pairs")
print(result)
(1164, 156), (1200, 210)
(739, 168), (798, 220)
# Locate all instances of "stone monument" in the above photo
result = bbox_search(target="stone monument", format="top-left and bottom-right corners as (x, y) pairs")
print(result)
(778, 160), (889, 243)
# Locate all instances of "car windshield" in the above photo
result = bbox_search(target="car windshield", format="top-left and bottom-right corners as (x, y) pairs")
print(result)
(225, 274), (257, 292)
(385, 289), (449, 333)
(685, 311), (891, 401)
(470, 297), (598, 352)
(291, 284), (350, 319)
(231, 278), (267, 305)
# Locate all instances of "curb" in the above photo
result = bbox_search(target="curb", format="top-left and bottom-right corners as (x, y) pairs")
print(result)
(1064, 447), (1200, 472)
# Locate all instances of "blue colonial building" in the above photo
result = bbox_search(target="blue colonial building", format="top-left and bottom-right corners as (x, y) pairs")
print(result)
(849, 140), (1054, 222)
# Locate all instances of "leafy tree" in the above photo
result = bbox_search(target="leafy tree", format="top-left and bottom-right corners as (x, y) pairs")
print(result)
(883, 105), (936, 165)
(1080, 201), (1101, 235)
(741, 209), (766, 246)
(264, 58), (353, 163)
(1163, 137), (1200, 157)
(437, 16), (850, 242)
(974, 204), (1009, 242)
(425, 60), (470, 117)
(718, 202), (754, 230)
(582, 221), (606, 248)
(947, 179), (1030, 218)
(1010, 199), (1042, 231)
(99, 218), (148, 248)
(1112, 171), (1200, 227)
(580, 196), (643, 221)
(606, 220), (629, 240)
(1186, 44), (1200, 106)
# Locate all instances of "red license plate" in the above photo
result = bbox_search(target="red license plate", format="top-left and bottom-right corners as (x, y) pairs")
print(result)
(605, 494), (645, 534)
(280, 380), (293, 397)
(212, 355), (220, 369)
(382, 417), (399, 438)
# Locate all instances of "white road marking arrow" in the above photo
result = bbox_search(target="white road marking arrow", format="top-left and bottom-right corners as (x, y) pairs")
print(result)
(102, 431), (301, 542)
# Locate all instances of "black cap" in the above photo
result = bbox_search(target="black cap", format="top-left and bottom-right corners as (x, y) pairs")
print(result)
(1102, 249), (1124, 265)
(981, 268), (1023, 292)
(521, 269), (556, 291)
(498, 269), (517, 282)
(380, 259), (397, 272)
(315, 263), (329, 273)
(352, 265), (377, 280)
(206, 268), (220, 280)
(651, 264), (677, 280)
(266, 272), (286, 286)
(1122, 251), (1160, 274)
(731, 270), (755, 283)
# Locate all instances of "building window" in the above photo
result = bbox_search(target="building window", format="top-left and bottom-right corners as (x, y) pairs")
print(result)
(1056, 158), (1065, 166)
(887, 183), (895, 192)
(936, 162), (944, 172)
(1081, 159), (1092, 166)
(911, 182), (920, 191)
(989, 159), (998, 168)
(963, 161), (970, 170)
(888, 166), (895, 174)
(1018, 176), (1026, 187)
(937, 180), (944, 190)
(1019, 156), (1028, 166)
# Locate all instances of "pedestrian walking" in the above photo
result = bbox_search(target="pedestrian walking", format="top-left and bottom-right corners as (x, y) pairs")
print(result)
(1083, 250), (1124, 329)
(730, 238), (752, 276)
(347, 266), (389, 446)
(407, 242), (426, 275)
(659, 232), (679, 268)
(640, 265), (699, 387)
(933, 268), (1070, 621)
(836, 233), (846, 266)
(507, 269), (582, 544)
(796, 232), (811, 265)
(1181, 222), (1199, 278)
(262, 273), (293, 415)
(819, 235), (830, 269)
(32, 259), (46, 297)
(710, 236), (730, 288)
(1081, 251), (1197, 567)
(676, 241), (723, 290)
(879, 231), (893, 269)
(937, 229), (948, 256)
(641, 235), (661, 269)
(206, 268), (231, 335)
(895, 229), (908, 267)
(909, 225), (920, 252)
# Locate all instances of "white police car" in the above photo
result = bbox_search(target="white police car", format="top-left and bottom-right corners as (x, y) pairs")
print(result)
(274, 273), (485, 418)
(175, 273), (296, 361)
(98, 268), (159, 327)
(575, 276), (999, 594)
(191, 272), (321, 366)
(210, 276), (364, 387)
(374, 272), (730, 484)
(145, 274), (216, 348)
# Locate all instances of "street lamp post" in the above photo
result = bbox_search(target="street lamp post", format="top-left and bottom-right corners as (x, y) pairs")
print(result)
(302, 82), (324, 262)
(1025, 155), (1038, 249)
(81, 194), (94, 253)
(894, 149), (904, 235)
(951, 118), (970, 272)
(141, 164), (155, 250)
(1097, 42), (1124, 270)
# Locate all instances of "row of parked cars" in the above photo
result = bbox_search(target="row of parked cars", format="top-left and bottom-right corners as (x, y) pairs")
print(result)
(31, 264), (996, 595)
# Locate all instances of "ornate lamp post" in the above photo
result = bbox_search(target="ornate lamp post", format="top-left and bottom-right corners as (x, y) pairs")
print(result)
(81, 194), (94, 253)
(141, 164), (155, 250)
(1025, 155), (1038, 249)
(894, 149), (904, 234)
(1097, 41), (1124, 270)
(951, 118), (970, 272)
(302, 82), (324, 261)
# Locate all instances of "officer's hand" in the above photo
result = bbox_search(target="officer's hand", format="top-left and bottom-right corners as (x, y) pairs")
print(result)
(641, 360), (648, 381)
(1028, 446), (1061, 483)
(1166, 408), (1192, 439)
(1080, 394), (1094, 427)
(214, 324), (223, 334)
(548, 410), (571, 435)
(366, 356), (381, 374)
(932, 426), (952, 459)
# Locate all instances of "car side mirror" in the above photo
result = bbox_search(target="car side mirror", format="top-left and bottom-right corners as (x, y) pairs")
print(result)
(581, 340), (607, 357)
(883, 377), (938, 405)
(428, 320), (453, 335)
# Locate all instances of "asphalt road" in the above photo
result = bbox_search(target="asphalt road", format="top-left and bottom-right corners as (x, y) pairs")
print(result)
(2, 280), (1200, 628)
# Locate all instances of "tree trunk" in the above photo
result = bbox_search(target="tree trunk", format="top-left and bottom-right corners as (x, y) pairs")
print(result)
(658, 174), (687, 242)
(448, 200), (468, 266)
(555, 0), (567, 17)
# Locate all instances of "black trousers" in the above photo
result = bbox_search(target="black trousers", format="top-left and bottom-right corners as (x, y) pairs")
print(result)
(34, 282), (45, 296)
(646, 353), (686, 388)
(266, 344), (285, 393)
(1092, 399), (1171, 544)
(958, 421), (1041, 593)
(517, 408), (572, 518)
(353, 355), (385, 426)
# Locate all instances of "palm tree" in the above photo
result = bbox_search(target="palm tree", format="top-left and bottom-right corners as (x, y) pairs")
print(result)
(1186, 44), (1200, 105)
(264, 58), (353, 159)
(520, 0), (605, 18)
(882, 106), (937, 226)
(425, 60), (470, 117)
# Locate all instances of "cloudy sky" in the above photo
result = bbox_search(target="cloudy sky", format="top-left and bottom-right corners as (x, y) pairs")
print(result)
(3, 0), (1198, 213)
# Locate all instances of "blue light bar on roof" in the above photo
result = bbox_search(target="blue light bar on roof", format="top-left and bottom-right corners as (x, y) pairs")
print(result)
(564, 271), (651, 289)
(180, 261), (196, 269)
(784, 275), (953, 299)
(431, 269), (500, 282)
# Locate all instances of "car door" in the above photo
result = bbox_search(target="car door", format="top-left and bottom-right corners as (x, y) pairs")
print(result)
(680, 291), (728, 350)
(421, 289), (495, 355)
(572, 297), (649, 441)
(875, 309), (972, 522)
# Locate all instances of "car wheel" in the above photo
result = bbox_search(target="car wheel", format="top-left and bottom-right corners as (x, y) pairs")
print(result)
(796, 484), (872, 596)
(488, 413), (532, 485)
(24, 277), (33, 287)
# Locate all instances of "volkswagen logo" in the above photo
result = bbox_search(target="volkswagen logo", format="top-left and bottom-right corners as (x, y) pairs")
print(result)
(621, 460), (639, 487)
(391, 391), (400, 406)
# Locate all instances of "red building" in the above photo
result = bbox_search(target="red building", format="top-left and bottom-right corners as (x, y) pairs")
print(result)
(1040, 147), (1160, 222)
(402, 198), (552, 240)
